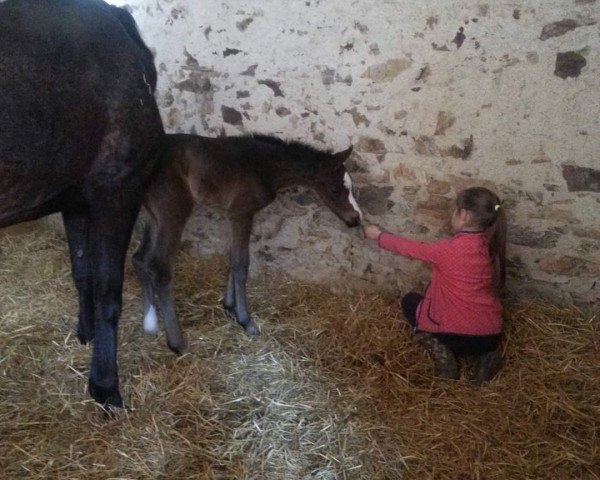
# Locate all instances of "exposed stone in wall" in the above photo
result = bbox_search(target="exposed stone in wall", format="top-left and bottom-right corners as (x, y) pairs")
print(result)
(434, 111), (456, 136)
(221, 105), (243, 125)
(427, 179), (452, 195)
(509, 226), (562, 249)
(356, 136), (386, 154)
(538, 255), (598, 276)
(112, 0), (600, 304)
(416, 195), (454, 224)
(257, 79), (284, 97)
(562, 165), (600, 192)
(540, 18), (596, 40)
(554, 51), (588, 78)
(440, 135), (474, 160)
(361, 58), (411, 82)
(572, 226), (600, 241)
(357, 186), (394, 216)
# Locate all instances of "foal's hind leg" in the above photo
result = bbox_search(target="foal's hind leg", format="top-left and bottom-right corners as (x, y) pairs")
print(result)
(142, 197), (193, 354)
(132, 224), (159, 336)
(62, 208), (94, 344)
(227, 214), (259, 335)
(223, 268), (236, 320)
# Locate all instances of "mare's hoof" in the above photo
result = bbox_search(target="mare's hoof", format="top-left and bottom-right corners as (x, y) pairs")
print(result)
(167, 338), (188, 356)
(242, 320), (260, 336)
(89, 379), (123, 409)
(77, 322), (95, 345)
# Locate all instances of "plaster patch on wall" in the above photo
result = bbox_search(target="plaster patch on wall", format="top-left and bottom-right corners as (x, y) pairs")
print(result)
(109, 0), (600, 304)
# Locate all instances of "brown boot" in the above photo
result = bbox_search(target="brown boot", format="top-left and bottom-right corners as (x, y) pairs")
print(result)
(431, 338), (459, 380)
(470, 349), (502, 385)
(414, 332), (436, 349)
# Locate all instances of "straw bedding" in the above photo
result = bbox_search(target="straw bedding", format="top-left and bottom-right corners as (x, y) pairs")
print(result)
(0, 226), (598, 479)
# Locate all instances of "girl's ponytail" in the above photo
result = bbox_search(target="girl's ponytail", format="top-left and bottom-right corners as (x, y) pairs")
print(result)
(487, 205), (507, 295)
(457, 187), (507, 296)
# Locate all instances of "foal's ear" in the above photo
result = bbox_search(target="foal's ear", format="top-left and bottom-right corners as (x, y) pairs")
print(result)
(333, 146), (353, 164)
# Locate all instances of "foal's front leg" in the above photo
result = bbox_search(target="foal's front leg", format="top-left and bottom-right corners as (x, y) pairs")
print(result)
(227, 215), (259, 335)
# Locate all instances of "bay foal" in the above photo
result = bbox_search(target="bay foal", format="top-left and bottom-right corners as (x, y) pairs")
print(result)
(133, 134), (362, 353)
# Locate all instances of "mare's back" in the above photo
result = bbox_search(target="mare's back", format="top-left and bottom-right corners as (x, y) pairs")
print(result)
(0, 0), (162, 215)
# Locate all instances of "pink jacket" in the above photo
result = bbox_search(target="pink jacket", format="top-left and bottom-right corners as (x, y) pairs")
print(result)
(378, 231), (502, 336)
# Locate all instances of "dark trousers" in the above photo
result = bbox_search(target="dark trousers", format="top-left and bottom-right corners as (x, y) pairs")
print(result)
(401, 292), (500, 356)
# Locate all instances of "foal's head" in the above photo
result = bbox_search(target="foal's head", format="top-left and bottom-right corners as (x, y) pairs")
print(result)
(309, 146), (362, 228)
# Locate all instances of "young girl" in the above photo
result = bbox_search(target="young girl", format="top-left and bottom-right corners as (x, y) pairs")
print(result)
(364, 187), (506, 384)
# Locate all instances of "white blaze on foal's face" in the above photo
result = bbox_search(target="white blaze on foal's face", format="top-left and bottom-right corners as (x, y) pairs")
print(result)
(343, 172), (363, 220)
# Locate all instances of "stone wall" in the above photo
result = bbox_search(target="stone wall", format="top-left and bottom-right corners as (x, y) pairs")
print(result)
(110, 0), (599, 304)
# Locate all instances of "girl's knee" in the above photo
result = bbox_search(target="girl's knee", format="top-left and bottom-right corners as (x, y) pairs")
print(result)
(400, 291), (422, 327)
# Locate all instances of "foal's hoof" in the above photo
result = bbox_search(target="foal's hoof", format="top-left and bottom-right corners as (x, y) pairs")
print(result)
(167, 337), (188, 356)
(242, 320), (260, 336)
(223, 302), (237, 321)
(88, 379), (123, 409)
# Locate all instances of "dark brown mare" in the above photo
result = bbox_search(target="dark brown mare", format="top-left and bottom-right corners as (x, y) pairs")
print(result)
(133, 134), (362, 353)
(0, 0), (164, 408)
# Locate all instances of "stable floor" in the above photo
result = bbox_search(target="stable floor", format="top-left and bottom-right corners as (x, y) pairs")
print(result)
(0, 227), (598, 479)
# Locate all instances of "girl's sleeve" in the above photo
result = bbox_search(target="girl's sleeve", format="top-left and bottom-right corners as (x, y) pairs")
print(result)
(377, 232), (447, 265)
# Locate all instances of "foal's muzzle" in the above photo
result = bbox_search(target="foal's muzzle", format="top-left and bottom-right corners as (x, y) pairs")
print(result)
(345, 213), (361, 228)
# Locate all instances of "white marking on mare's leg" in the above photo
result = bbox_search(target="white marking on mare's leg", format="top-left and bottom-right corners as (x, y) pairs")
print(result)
(343, 173), (363, 220)
(143, 305), (158, 335)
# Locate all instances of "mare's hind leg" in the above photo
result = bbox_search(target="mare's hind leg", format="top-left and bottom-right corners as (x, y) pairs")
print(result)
(132, 224), (159, 336)
(87, 199), (140, 408)
(62, 208), (94, 344)
(227, 214), (259, 335)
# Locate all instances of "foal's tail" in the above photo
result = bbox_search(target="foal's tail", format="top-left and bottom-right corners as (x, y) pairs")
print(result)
(141, 135), (172, 204)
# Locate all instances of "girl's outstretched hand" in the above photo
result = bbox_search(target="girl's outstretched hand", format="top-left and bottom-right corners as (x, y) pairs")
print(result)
(363, 225), (382, 240)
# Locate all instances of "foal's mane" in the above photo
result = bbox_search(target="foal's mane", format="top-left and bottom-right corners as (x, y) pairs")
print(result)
(241, 133), (333, 173)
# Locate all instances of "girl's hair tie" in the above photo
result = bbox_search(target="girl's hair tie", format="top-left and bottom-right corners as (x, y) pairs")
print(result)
(494, 200), (504, 212)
